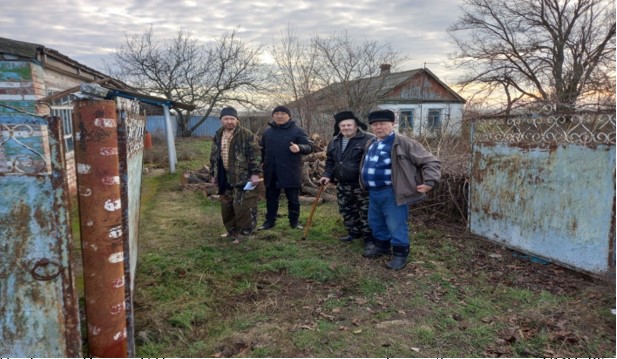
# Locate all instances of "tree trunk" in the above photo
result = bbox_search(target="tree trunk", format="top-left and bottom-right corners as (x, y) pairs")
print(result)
(177, 111), (193, 137)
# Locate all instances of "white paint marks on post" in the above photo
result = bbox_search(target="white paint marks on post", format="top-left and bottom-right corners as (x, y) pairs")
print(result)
(102, 176), (120, 185)
(108, 252), (124, 263)
(77, 163), (91, 174)
(100, 147), (118, 156)
(94, 118), (117, 128)
(104, 199), (121, 211)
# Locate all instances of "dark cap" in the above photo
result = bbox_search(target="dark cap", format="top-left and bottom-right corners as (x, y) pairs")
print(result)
(220, 107), (238, 119)
(368, 109), (395, 124)
(333, 111), (368, 136)
(272, 105), (291, 117)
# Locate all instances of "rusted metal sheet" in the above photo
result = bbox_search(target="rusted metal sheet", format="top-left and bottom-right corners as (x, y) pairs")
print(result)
(0, 115), (81, 357)
(73, 100), (129, 357)
(469, 112), (616, 278)
(116, 105), (146, 357)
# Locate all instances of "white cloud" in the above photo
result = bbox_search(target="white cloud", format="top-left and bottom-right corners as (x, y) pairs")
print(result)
(2, 0), (465, 81)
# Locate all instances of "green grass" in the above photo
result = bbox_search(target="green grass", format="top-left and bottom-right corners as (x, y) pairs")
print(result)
(129, 137), (616, 358)
(359, 277), (387, 296)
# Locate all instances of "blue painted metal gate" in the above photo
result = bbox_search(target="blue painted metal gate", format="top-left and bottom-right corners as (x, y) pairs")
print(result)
(0, 115), (81, 356)
(469, 110), (616, 279)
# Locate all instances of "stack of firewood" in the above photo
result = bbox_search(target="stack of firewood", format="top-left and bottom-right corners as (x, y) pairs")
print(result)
(181, 165), (219, 195)
(180, 133), (337, 202)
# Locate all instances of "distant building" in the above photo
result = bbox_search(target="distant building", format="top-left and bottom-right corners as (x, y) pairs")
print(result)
(288, 64), (466, 137)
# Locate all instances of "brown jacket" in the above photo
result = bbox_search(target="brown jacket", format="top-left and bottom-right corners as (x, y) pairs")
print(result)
(360, 133), (441, 205)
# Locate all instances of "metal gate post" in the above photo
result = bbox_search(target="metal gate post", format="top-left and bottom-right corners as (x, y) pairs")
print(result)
(73, 100), (129, 357)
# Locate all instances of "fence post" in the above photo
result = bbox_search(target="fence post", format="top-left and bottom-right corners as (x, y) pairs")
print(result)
(73, 100), (129, 357)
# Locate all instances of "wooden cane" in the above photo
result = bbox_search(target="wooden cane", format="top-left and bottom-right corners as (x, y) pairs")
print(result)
(301, 184), (326, 240)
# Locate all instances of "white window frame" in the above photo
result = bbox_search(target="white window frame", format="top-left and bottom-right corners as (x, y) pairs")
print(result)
(399, 109), (414, 131)
(427, 109), (442, 129)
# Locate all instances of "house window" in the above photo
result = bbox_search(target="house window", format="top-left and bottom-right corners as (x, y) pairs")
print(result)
(51, 106), (74, 152)
(399, 110), (414, 131)
(427, 109), (442, 129)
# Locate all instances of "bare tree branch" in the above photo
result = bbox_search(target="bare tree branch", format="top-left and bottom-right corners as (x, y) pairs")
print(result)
(107, 27), (266, 136)
(448, 0), (615, 113)
(271, 28), (407, 137)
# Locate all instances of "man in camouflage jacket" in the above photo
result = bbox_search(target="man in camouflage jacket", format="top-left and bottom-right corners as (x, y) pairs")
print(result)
(210, 107), (262, 240)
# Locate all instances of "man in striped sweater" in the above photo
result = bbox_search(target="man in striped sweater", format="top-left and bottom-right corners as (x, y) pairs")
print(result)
(360, 109), (441, 270)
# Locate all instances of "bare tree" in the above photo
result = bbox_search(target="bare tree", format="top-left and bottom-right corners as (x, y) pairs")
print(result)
(270, 26), (322, 134)
(312, 31), (406, 121)
(271, 29), (406, 136)
(448, 0), (616, 113)
(109, 27), (265, 136)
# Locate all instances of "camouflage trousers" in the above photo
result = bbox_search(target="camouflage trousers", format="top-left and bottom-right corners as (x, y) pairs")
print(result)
(220, 186), (259, 235)
(336, 183), (371, 239)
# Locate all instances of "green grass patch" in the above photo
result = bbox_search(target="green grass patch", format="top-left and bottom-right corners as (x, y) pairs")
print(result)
(129, 137), (616, 358)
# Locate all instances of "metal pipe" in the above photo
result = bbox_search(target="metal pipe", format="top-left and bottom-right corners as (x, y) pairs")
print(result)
(163, 104), (176, 173)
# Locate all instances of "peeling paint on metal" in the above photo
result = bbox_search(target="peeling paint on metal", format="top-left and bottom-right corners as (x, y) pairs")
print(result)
(116, 102), (146, 357)
(470, 141), (615, 277)
(1, 115), (81, 357)
(73, 100), (128, 357)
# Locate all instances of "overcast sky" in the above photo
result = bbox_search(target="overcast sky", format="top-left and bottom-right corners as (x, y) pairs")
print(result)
(2, 0), (465, 84)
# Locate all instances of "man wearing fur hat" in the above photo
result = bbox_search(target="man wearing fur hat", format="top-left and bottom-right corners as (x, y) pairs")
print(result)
(210, 106), (262, 242)
(319, 111), (375, 251)
(360, 109), (441, 270)
(259, 105), (314, 230)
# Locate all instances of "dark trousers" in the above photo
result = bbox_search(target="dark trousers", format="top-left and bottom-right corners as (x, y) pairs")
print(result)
(221, 186), (259, 235)
(265, 182), (301, 225)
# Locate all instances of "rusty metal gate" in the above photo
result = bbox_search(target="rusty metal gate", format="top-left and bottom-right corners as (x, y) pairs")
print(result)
(73, 99), (145, 357)
(469, 110), (616, 279)
(0, 115), (81, 357)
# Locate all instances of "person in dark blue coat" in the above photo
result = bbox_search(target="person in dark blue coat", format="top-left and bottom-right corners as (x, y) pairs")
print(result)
(258, 106), (314, 230)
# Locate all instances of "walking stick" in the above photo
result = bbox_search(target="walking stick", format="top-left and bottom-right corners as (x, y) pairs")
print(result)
(301, 183), (326, 240)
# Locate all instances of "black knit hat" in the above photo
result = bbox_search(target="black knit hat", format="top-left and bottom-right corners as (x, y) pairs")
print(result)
(368, 109), (395, 124)
(333, 111), (368, 136)
(220, 106), (238, 119)
(272, 105), (292, 117)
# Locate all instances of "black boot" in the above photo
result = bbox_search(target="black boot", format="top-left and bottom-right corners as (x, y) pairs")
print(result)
(362, 239), (391, 258)
(386, 246), (410, 270)
(363, 236), (375, 251)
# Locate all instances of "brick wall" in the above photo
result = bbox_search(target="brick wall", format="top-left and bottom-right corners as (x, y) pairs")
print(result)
(0, 58), (78, 196)
(0, 59), (41, 113)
